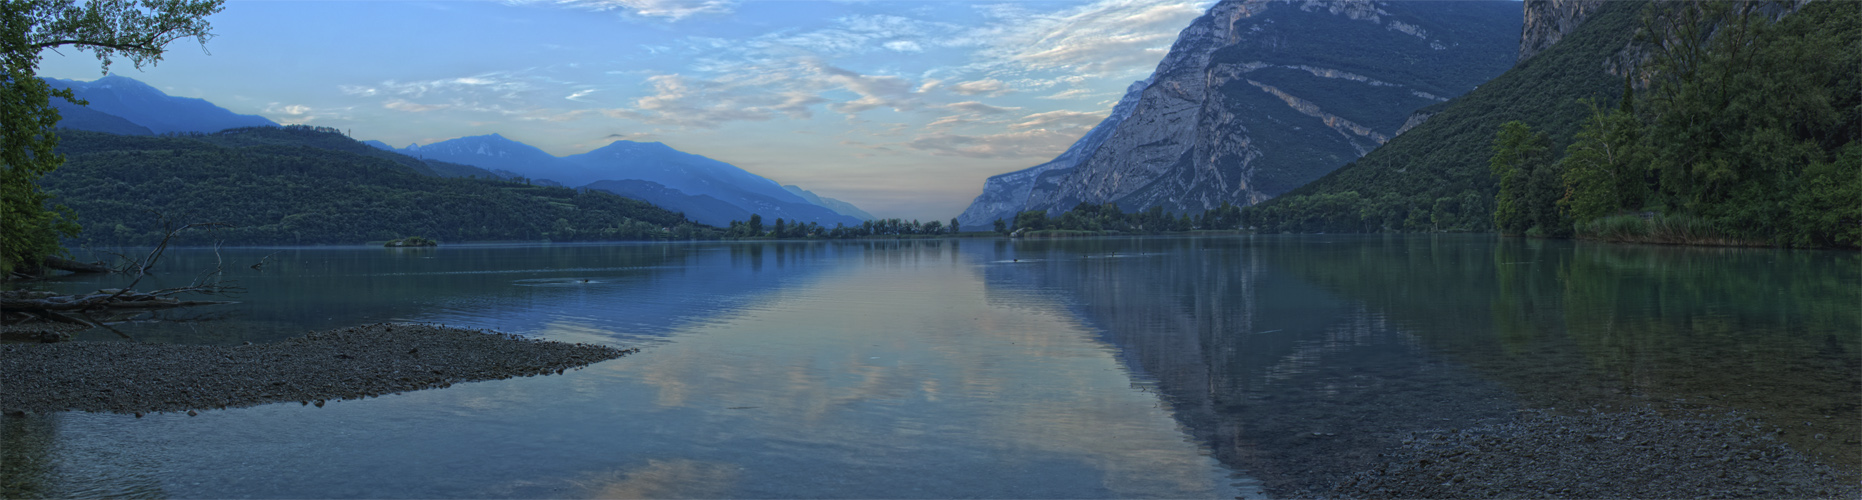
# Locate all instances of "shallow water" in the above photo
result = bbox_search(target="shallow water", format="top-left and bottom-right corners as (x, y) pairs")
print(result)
(3, 235), (1856, 498)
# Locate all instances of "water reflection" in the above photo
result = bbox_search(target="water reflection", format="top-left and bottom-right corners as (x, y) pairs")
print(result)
(998, 234), (1860, 495)
(987, 236), (1518, 496)
(11, 236), (1849, 498)
(4, 240), (1239, 499)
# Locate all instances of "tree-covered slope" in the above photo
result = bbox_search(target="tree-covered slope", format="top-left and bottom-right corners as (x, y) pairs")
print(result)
(42, 130), (717, 246)
(1246, 0), (1858, 249)
(1243, 0), (1645, 233)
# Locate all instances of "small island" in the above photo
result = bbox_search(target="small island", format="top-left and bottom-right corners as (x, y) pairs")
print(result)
(383, 236), (439, 247)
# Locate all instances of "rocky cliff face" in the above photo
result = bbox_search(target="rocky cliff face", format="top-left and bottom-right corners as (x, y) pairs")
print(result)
(1518, 0), (1605, 63)
(956, 0), (1522, 220)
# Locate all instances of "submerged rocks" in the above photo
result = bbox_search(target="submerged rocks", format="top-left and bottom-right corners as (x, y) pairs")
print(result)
(0, 323), (634, 415)
(1329, 409), (1860, 499)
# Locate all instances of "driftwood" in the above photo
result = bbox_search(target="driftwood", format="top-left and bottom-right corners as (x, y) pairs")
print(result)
(1, 289), (234, 311)
(42, 257), (110, 274)
(4, 217), (240, 340)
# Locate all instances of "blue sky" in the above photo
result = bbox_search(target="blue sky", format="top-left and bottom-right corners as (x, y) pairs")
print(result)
(37, 0), (1215, 221)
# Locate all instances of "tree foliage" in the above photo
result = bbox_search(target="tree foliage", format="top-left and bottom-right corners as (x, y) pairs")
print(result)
(1551, 0), (1859, 246)
(3, 0), (222, 275)
(1243, 0), (1860, 248)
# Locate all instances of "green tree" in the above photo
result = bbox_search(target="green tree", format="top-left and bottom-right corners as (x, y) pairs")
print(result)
(2, 0), (223, 275)
(992, 218), (1006, 234)
(1559, 100), (1645, 225)
(948, 217), (959, 234)
(747, 213), (762, 236)
(1013, 210), (1047, 232)
(1489, 121), (1550, 235)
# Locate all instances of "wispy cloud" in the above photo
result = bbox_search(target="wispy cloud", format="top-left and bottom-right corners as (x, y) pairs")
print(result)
(523, 0), (736, 20)
(948, 79), (1010, 97)
(601, 57), (924, 128)
(945, 101), (1018, 115)
(262, 103), (353, 125)
(905, 107), (1106, 159)
(970, 0), (1210, 78)
(905, 128), (1085, 159)
(1012, 109), (1102, 129)
(384, 100), (450, 113)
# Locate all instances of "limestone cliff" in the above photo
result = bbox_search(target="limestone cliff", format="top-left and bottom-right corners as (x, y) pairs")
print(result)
(1518, 0), (1605, 63)
(955, 0), (1522, 220)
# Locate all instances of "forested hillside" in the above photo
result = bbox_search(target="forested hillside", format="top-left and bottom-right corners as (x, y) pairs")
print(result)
(42, 129), (718, 246)
(1240, 0), (1643, 234)
(1243, 0), (1858, 248)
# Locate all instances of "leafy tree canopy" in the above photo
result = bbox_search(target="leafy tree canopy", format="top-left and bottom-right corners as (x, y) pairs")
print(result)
(3, 0), (223, 275)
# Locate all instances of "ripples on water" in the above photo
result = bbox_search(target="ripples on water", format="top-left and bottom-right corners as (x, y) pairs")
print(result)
(3, 236), (1855, 498)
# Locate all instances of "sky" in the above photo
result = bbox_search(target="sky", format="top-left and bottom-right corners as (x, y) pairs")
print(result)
(36, 0), (1217, 221)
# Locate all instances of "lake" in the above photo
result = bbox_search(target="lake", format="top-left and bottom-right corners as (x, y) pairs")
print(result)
(3, 235), (1856, 498)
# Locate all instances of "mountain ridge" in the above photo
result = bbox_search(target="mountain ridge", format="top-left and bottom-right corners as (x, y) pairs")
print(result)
(956, 0), (1521, 221)
(43, 75), (278, 134)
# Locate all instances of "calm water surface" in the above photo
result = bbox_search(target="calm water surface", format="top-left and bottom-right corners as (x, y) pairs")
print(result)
(3, 235), (1856, 498)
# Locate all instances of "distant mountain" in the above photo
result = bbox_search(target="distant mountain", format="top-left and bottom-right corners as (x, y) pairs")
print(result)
(405, 135), (862, 227)
(402, 134), (568, 181)
(565, 141), (861, 226)
(42, 75), (278, 134)
(49, 99), (153, 136)
(362, 140), (396, 151)
(584, 180), (751, 227)
(782, 185), (875, 221)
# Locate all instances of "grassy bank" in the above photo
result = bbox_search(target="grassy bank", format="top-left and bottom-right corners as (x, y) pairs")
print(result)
(1575, 214), (1771, 247)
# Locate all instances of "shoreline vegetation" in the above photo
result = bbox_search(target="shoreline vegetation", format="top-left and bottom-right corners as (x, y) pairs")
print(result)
(382, 236), (439, 247)
(0, 324), (632, 416)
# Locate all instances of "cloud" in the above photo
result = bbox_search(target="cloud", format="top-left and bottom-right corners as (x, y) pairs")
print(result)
(604, 58), (921, 127)
(906, 128), (1087, 159)
(949, 79), (1010, 97)
(1039, 88), (1098, 100)
(971, 0), (1209, 78)
(904, 108), (1106, 159)
(883, 40), (923, 53)
(603, 74), (801, 128)
(527, 0), (735, 20)
(1012, 110), (1103, 130)
(945, 101), (1018, 115)
(384, 100), (451, 113)
(753, 14), (959, 56)
(261, 103), (352, 125)
(806, 60), (919, 114)
(566, 89), (599, 102)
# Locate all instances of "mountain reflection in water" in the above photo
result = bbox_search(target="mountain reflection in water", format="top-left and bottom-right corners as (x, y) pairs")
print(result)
(3, 236), (1853, 498)
(997, 235), (1858, 496)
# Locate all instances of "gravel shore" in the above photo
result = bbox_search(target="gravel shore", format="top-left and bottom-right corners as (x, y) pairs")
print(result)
(1330, 408), (1860, 499)
(0, 323), (633, 415)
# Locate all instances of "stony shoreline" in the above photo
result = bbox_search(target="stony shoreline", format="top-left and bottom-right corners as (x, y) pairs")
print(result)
(0, 323), (633, 415)
(1329, 408), (1860, 499)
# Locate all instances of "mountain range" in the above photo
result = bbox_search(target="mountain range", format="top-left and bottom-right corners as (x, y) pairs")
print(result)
(45, 75), (278, 134)
(391, 135), (866, 227)
(957, 0), (1522, 226)
(43, 75), (871, 229)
